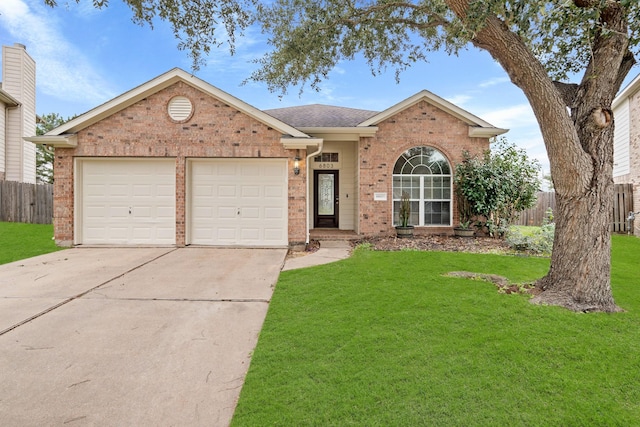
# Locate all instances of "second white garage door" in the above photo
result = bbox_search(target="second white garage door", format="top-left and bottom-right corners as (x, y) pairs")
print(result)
(189, 159), (288, 246)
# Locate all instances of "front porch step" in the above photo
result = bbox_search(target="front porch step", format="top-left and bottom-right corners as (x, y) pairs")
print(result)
(309, 229), (359, 242)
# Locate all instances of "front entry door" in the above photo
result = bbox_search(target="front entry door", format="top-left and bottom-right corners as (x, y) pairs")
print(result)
(314, 170), (339, 228)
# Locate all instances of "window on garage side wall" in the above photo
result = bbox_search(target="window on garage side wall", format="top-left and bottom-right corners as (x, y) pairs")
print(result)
(392, 146), (452, 226)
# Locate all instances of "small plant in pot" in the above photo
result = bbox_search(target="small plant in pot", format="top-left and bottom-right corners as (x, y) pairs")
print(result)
(454, 192), (475, 237)
(454, 220), (475, 237)
(396, 191), (415, 238)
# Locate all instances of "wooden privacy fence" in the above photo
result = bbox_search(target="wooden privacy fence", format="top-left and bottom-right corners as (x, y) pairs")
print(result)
(514, 191), (556, 227)
(612, 183), (634, 233)
(514, 184), (635, 233)
(0, 181), (53, 224)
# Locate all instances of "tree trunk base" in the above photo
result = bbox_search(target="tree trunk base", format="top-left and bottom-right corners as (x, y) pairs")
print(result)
(530, 288), (624, 313)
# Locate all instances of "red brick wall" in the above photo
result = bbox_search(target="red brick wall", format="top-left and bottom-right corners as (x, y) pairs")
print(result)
(358, 100), (490, 236)
(53, 81), (307, 246)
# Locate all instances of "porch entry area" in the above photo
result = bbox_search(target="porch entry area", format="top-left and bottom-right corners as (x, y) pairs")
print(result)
(308, 142), (358, 233)
(314, 170), (339, 228)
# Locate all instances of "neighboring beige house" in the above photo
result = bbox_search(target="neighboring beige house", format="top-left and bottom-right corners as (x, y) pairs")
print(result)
(0, 43), (36, 183)
(28, 68), (506, 247)
(613, 73), (640, 236)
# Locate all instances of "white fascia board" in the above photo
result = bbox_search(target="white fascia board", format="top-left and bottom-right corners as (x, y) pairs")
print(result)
(469, 127), (509, 138)
(0, 89), (19, 107)
(47, 68), (310, 139)
(613, 73), (640, 109)
(299, 126), (378, 141)
(281, 137), (324, 149)
(359, 89), (497, 129)
(24, 134), (78, 148)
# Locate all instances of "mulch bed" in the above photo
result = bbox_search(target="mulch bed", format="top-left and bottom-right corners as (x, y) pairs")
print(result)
(352, 235), (512, 254)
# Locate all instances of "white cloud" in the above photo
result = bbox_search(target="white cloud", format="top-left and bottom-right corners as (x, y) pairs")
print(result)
(0, 0), (116, 108)
(479, 103), (538, 128)
(479, 76), (510, 88)
(445, 94), (472, 107)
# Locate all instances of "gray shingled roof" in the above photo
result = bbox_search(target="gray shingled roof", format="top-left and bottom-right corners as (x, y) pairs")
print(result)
(264, 104), (379, 128)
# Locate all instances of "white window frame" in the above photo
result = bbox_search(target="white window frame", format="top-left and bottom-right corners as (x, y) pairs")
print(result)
(392, 147), (453, 227)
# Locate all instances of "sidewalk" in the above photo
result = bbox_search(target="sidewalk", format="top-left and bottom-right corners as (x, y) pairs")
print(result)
(282, 240), (352, 271)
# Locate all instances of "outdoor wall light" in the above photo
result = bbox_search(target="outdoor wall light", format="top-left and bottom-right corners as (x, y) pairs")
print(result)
(294, 157), (300, 175)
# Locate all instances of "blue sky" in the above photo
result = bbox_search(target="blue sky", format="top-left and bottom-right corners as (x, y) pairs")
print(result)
(1, 0), (638, 176)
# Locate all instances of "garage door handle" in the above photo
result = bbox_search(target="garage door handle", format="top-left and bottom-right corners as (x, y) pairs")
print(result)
(129, 207), (132, 215)
(237, 208), (241, 216)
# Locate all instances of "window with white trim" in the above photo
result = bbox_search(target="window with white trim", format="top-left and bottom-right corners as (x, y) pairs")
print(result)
(392, 146), (452, 226)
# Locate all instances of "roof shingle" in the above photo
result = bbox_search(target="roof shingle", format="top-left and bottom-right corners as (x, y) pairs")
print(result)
(264, 104), (379, 128)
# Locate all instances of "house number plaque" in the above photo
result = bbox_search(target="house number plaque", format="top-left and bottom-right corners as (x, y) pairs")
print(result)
(316, 163), (335, 169)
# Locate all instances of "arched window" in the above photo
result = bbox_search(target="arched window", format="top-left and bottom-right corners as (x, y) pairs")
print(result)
(393, 146), (452, 226)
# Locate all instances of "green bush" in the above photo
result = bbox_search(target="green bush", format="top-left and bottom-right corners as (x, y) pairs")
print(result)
(507, 211), (555, 255)
(454, 138), (541, 237)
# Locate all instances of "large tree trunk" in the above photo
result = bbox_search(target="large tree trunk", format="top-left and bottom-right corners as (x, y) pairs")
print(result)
(446, 0), (633, 312)
(534, 174), (620, 312)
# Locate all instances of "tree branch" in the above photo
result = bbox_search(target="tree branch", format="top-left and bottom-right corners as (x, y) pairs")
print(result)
(445, 0), (592, 195)
(553, 82), (579, 108)
(336, 2), (449, 31)
(614, 50), (637, 94)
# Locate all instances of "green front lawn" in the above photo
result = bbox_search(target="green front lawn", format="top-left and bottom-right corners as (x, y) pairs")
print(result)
(0, 221), (64, 265)
(233, 235), (640, 425)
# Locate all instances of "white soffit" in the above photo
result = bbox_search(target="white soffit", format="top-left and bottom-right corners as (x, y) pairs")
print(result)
(298, 127), (378, 141)
(281, 137), (324, 149)
(23, 134), (78, 147)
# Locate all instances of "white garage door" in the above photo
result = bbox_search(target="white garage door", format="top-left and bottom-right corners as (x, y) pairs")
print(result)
(189, 159), (288, 246)
(80, 159), (176, 245)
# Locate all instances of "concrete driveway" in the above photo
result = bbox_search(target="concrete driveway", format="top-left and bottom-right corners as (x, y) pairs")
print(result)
(0, 247), (287, 426)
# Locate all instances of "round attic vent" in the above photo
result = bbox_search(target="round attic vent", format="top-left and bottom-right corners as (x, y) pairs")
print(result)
(167, 96), (193, 122)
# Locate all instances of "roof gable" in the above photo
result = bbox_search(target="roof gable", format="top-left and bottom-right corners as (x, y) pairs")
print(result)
(46, 68), (309, 138)
(358, 90), (507, 137)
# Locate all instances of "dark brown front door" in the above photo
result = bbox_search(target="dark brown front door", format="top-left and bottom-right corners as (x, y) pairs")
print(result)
(314, 170), (339, 228)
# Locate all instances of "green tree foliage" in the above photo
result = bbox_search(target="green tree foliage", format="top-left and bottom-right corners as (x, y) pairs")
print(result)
(35, 113), (69, 184)
(43, 0), (254, 70)
(455, 138), (541, 237)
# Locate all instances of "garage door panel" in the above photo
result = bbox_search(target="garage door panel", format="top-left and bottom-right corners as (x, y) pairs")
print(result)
(81, 160), (176, 245)
(264, 185), (284, 198)
(265, 207), (284, 219)
(157, 185), (175, 197)
(241, 186), (260, 198)
(190, 159), (287, 246)
(218, 186), (237, 197)
(217, 207), (237, 219)
(241, 207), (260, 219)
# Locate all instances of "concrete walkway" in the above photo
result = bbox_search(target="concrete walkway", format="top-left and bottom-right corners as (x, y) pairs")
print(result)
(281, 240), (352, 271)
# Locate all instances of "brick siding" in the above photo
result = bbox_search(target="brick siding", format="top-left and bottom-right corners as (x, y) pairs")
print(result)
(53, 81), (306, 246)
(358, 100), (489, 236)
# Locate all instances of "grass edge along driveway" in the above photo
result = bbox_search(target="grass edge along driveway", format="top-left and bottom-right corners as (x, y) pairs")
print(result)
(233, 235), (640, 426)
(0, 222), (63, 265)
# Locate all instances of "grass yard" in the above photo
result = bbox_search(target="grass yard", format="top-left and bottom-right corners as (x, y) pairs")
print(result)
(233, 235), (640, 426)
(0, 221), (64, 265)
